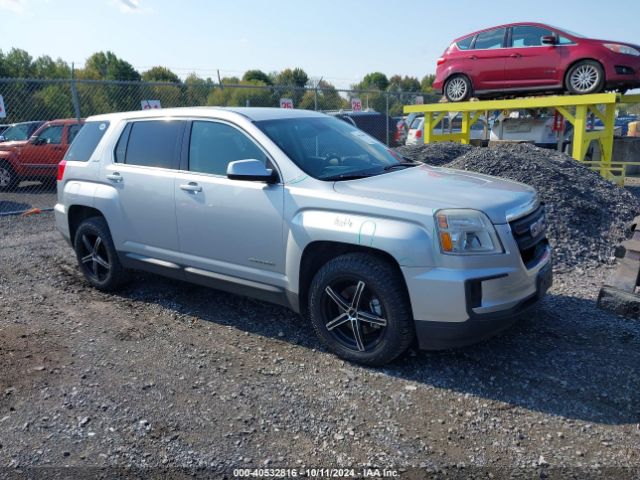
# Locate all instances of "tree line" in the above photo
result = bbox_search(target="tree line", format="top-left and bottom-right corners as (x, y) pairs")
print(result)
(0, 48), (439, 122)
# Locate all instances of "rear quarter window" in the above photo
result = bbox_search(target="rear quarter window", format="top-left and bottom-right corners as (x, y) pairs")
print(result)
(456, 36), (474, 50)
(64, 121), (108, 162)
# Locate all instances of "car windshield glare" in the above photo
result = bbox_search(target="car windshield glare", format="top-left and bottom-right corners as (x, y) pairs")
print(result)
(255, 116), (404, 181)
(1, 124), (30, 141)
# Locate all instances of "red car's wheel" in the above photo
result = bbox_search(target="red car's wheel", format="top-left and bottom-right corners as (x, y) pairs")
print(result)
(444, 75), (472, 102)
(566, 60), (604, 95)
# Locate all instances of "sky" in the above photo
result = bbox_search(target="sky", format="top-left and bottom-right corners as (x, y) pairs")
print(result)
(1, 0), (639, 88)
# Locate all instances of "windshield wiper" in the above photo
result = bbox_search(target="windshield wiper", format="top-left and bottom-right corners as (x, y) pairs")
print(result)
(323, 172), (379, 181)
(382, 161), (420, 171)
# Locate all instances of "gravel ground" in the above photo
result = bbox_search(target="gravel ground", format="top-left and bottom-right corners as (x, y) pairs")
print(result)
(1, 212), (639, 478)
(399, 143), (640, 271)
(0, 181), (56, 216)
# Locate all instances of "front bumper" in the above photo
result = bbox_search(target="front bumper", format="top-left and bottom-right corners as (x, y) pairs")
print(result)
(413, 260), (551, 349)
(402, 217), (552, 349)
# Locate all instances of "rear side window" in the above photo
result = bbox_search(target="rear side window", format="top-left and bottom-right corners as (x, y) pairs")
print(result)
(456, 36), (474, 50)
(410, 117), (423, 129)
(117, 120), (184, 169)
(64, 122), (107, 161)
(474, 28), (506, 50)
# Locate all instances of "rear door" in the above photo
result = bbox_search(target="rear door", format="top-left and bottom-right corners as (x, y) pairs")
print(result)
(467, 27), (508, 90)
(505, 25), (565, 87)
(174, 119), (285, 286)
(102, 119), (185, 261)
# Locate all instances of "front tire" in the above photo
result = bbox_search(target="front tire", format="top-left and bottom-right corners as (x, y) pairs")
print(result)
(566, 60), (604, 95)
(0, 162), (19, 191)
(308, 253), (415, 366)
(444, 74), (472, 102)
(73, 216), (127, 291)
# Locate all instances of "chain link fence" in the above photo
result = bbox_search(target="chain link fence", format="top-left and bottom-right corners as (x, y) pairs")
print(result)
(0, 78), (437, 216)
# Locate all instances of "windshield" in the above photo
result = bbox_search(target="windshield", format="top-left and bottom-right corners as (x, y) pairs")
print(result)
(1, 123), (34, 141)
(255, 116), (408, 181)
(548, 25), (585, 38)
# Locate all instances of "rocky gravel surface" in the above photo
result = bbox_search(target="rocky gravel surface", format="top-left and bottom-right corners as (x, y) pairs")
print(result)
(399, 143), (640, 271)
(1, 213), (639, 479)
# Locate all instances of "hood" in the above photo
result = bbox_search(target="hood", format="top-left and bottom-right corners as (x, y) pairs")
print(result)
(333, 164), (537, 224)
(0, 140), (28, 151)
(581, 38), (640, 50)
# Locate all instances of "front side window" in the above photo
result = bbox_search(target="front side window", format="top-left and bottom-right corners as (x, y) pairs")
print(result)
(65, 121), (108, 162)
(474, 28), (506, 50)
(511, 26), (554, 47)
(118, 120), (184, 169)
(36, 125), (63, 144)
(188, 121), (268, 176)
(456, 36), (474, 50)
(256, 116), (408, 181)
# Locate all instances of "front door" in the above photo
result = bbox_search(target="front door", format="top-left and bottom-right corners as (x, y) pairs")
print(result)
(20, 123), (66, 176)
(505, 25), (564, 87)
(174, 120), (285, 287)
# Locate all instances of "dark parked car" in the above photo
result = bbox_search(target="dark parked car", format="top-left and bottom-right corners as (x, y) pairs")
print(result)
(330, 111), (401, 146)
(0, 121), (46, 142)
(433, 22), (640, 102)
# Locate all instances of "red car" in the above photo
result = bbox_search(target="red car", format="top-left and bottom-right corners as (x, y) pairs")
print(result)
(0, 118), (83, 190)
(433, 22), (640, 102)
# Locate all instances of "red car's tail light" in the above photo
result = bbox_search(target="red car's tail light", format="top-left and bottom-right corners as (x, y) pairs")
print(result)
(437, 57), (446, 66)
(57, 160), (67, 181)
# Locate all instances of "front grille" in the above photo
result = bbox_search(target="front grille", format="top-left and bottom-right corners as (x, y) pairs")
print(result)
(509, 204), (548, 268)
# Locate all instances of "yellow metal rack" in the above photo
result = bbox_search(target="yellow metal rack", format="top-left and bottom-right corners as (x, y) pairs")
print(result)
(404, 93), (640, 184)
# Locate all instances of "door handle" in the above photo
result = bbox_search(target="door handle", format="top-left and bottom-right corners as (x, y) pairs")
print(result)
(106, 173), (123, 182)
(180, 182), (202, 193)
(467, 55), (478, 60)
(510, 53), (522, 58)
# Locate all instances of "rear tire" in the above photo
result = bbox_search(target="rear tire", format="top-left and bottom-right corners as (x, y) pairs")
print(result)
(73, 216), (127, 291)
(444, 75), (472, 102)
(565, 60), (604, 95)
(0, 162), (19, 191)
(308, 253), (415, 366)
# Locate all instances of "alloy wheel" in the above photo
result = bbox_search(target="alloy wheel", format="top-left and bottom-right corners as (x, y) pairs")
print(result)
(569, 64), (600, 93)
(322, 278), (388, 352)
(446, 77), (468, 101)
(0, 166), (12, 188)
(78, 232), (111, 282)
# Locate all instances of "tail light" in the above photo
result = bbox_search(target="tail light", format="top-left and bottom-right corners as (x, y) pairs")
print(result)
(57, 160), (67, 181)
(416, 130), (422, 139)
(437, 57), (446, 66)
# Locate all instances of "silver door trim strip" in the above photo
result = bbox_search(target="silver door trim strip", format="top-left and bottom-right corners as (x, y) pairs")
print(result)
(125, 253), (180, 269)
(184, 267), (283, 293)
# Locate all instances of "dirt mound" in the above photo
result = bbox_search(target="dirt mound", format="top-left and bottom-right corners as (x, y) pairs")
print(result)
(399, 143), (640, 270)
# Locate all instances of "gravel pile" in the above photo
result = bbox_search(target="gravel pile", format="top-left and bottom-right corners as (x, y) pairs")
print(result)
(398, 142), (640, 270)
(396, 142), (474, 166)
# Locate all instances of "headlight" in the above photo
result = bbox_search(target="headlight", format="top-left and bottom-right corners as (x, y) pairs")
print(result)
(604, 43), (640, 56)
(435, 209), (503, 255)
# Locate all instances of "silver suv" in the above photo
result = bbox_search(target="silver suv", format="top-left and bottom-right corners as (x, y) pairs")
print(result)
(55, 107), (552, 366)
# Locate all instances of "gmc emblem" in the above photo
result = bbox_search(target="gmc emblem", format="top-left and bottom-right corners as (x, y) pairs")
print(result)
(530, 216), (546, 237)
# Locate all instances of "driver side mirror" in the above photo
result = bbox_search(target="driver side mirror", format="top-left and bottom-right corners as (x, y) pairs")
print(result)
(541, 35), (557, 45)
(0, 135), (5, 142)
(227, 159), (278, 183)
(29, 137), (46, 145)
